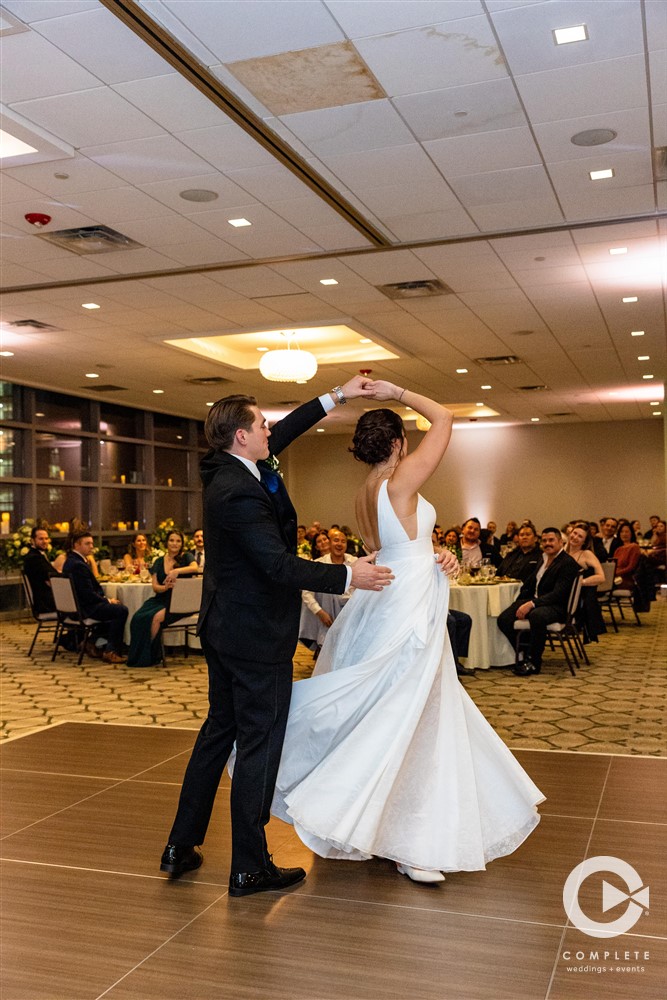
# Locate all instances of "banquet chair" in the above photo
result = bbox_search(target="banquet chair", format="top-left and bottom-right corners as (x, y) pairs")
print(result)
(513, 572), (584, 676)
(611, 571), (642, 626)
(160, 576), (203, 667)
(596, 560), (619, 632)
(21, 572), (58, 656)
(50, 576), (102, 665)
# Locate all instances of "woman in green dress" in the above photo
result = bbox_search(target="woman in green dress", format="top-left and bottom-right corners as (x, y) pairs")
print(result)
(127, 530), (198, 667)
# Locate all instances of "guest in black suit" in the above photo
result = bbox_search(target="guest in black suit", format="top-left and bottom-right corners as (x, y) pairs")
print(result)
(598, 517), (622, 561)
(63, 530), (128, 663)
(497, 528), (579, 676)
(497, 524), (541, 583)
(23, 526), (59, 614)
(161, 379), (393, 897)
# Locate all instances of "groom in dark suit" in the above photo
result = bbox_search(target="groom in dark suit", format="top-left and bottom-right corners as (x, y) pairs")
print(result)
(160, 379), (393, 896)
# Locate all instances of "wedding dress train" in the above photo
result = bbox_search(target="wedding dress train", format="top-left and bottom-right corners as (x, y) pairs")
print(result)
(272, 481), (544, 872)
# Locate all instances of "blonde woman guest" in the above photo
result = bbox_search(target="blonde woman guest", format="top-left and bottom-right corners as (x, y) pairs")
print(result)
(123, 533), (152, 575)
(566, 521), (606, 641)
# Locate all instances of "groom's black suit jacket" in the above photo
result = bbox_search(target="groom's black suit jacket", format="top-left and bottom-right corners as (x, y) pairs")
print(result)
(198, 397), (348, 663)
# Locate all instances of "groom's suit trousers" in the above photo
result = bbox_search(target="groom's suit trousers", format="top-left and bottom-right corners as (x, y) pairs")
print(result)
(168, 640), (293, 872)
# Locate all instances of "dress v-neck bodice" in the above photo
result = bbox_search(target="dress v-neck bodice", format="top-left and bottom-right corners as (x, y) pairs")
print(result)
(376, 479), (436, 560)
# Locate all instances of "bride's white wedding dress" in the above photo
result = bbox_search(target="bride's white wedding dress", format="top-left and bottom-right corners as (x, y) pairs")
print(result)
(272, 481), (545, 872)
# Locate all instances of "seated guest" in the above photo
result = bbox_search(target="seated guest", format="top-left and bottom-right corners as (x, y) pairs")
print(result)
(485, 521), (501, 559)
(340, 523), (364, 557)
(64, 530), (128, 663)
(123, 532), (152, 575)
(191, 528), (205, 570)
(127, 529), (199, 668)
(500, 521), (518, 546)
(613, 520), (642, 588)
(447, 608), (474, 677)
(23, 525), (60, 614)
(497, 524), (541, 582)
(644, 515), (661, 541)
(53, 517), (100, 577)
(311, 530), (331, 560)
(565, 521), (606, 641)
(301, 528), (357, 656)
(647, 519), (666, 560)
(460, 518), (500, 568)
(631, 519), (642, 541)
(497, 528), (579, 677)
(442, 527), (462, 561)
(599, 517), (621, 560)
(589, 520), (600, 539)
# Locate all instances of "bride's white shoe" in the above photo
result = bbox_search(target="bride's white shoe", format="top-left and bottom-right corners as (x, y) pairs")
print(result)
(396, 863), (445, 884)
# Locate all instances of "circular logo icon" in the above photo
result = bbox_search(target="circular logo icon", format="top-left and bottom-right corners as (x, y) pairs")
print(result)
(563, 856), (650, 939)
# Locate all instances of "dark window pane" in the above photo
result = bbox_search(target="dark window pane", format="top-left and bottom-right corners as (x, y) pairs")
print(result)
(99, 441), (144, 484)
(0, 429), (24, 477)
(35, 485), (89, 528)
(100, 403), (143, 439)
(154, 447), (189, 487)
(100, 490), (139, 531)
(0, 381), (19, 421)
(197, 423), (208, 449)
(154, 413), (189, 444)
(35, 390), (89, 431)
(36, 433), (92, 481)
(155, 488), (189, 529)
(0, 485), (21, 531)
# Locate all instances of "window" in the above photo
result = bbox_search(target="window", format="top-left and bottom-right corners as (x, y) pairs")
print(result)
(36, 433), (91, 481)
(0, 429), (23, 478)
(35, 390), (89, 431)
(100, 402), (143, 439)
(154, 447), (189, 487)
(99, 441), (144, 484)
(154, 412), (189, 444)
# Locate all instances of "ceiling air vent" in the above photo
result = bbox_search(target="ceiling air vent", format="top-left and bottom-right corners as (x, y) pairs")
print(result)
(8, 319), (62, 331)
(185, 376), (231, 386)
(38, 225), (144, 256)
(653, 146), (667, 182)
(377, 279), (453, 300)
(474, 355), (522, 365)
(79, 384), (127, 392)
(546, 411), (574, 417)
(519, 384), (549, 392)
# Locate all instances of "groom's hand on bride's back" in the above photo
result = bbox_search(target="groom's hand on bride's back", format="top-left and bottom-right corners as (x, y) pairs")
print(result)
(351, 553), (394, 591)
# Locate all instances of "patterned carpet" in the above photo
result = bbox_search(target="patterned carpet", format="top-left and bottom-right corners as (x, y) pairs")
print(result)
(1, 596), (665, 754)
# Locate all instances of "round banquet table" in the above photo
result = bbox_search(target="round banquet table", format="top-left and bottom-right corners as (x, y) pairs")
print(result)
(100, 581), (201, 649)
(448, 580), (522, 669)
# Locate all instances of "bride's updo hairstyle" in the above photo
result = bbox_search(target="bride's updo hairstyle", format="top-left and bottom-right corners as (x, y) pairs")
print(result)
(350, 409), (405, 466)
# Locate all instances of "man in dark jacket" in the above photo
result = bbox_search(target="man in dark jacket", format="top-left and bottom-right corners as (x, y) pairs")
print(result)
(23, 526), (59, 614)
(497, 528), (579, 676)
(63, 531), (127, 663)
(497, 524), (542, 583)
(161, 379), (395, 897)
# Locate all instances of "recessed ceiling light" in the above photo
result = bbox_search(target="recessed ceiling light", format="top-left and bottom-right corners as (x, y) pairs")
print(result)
(0, 128), (37, 159)
(81, 302), (100, 309)
(316, 428), (325, 433)
(476, 402), (484, 407)
(54, 172), (69, 180)
(609, 247), (627, 255)
(35, 412), (45, 417)
(631, 330), (645, 336)
(359, 338), (372, 344)
(589, 168), (614, 180)
(179, 189), (218, 203)
(0, 350), (14, 357)
(456, 368), (468, 374)
(153, 388), (165, 394)
(85, 372), (100, 378)
(642, 374), (654, 380)
(553, 24), (588, 45)
(638, 355), (650, 361)
(571, 128), (617, 146)
(228, 218), (251, 227)
(531, 417), (540, 422)
(654, 411), (662, 416)
(206, 402), (215, 407)
(650, 401), (660, 406)
(320, 278), (338, 286)
(256, 347), (269, 352)
(481, 385), (492, 390)
(623, 296), (638, 303)
(176, 434), (183, 440)
(296, 379), (308, 384)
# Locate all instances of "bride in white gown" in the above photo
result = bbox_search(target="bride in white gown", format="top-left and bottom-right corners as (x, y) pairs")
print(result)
(272, 381), (544, 883)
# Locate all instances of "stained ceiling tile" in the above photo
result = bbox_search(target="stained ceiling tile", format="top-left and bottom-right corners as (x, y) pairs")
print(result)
(394, 78), (526, 141)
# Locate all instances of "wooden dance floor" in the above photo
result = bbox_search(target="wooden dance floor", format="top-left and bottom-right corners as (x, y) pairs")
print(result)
(1, 723), (665, 1000)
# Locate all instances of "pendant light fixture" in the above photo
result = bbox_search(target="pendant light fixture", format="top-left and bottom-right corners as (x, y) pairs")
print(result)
(258, 331), (318, 383)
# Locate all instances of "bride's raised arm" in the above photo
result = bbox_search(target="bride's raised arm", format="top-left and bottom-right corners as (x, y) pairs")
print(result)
(365, 380), (453, 496)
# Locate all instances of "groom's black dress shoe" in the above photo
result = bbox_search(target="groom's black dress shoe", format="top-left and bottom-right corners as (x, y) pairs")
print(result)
(160, 844), (203, 877)
(455, 661), (476, 676)
(229, 861), (306, 897)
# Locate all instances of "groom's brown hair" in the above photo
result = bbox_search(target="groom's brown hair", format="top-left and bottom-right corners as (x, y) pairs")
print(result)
(206, 394), (258, 451)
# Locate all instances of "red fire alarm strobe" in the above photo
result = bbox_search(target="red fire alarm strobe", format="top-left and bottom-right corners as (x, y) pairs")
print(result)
(25, 212), (52, 227)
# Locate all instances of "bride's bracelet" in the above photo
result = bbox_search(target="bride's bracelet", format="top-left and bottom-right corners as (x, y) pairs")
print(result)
(397, 387), (406, 402)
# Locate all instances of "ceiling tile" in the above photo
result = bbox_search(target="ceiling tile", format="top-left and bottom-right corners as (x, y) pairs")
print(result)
(532, 108), (651, 164)
(0, 174), (45, 204)
(0, 196), (96, 232)
(425, 126), (540, 176)
(0, 0), (99, 18)
(354, 14), (508, 96)
(113, 74), (229, 132)
(10, 89), (166, 147)
(649, 48), (667, 109)
(174, 123), (277, 171)
(515, 54), (648, 124)
(34, 7), (174, 84)
(80, 135), (215, 184)
(279, 100), (414, 157)
(63, 186), (177, 224)
(324, 1), (484, 37)
(376, 206), (478, 241)
(491, 0), (644, 76)
(3, 155), (128, 197)
(154, 238), (247, 266)
(227, 163), (314, 202)
(394, 78), (526, 141)
(468, 195), (564, 230)
(449, 164), (555, 205)
(138, 173), (257, 214)
(161, 0), (343, 63)
(0, 27), (99, 103)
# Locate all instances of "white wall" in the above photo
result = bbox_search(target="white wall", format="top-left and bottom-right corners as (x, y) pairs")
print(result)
(283, 419), (665, 534)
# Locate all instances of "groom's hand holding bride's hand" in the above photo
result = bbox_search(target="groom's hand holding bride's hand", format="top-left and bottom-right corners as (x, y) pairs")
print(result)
(351, 553), (394, 591)
(339, 375), (376, 399)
